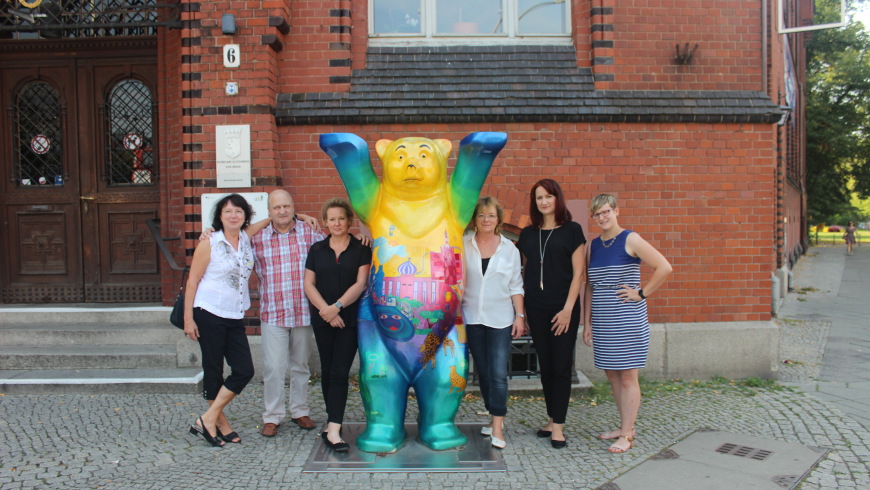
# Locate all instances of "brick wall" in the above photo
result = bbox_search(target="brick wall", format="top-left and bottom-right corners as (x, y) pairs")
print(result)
(596, 0), (764, 91)
(279, 0), (353, 93)
(276, 123), (776, 324)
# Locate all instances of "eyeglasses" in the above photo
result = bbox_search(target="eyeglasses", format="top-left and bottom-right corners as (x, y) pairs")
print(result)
(591, 208), (613, 220)
(476, 214), (498, 221)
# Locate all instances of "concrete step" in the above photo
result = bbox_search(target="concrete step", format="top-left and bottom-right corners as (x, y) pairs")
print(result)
(0, 304), (171, 325)
(0, 344), (177, 370)
(0, 322), (182, 346)
(0, 368), (203, 394)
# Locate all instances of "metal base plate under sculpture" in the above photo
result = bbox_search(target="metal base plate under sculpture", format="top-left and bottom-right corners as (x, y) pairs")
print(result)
(302, 423), (506, 473)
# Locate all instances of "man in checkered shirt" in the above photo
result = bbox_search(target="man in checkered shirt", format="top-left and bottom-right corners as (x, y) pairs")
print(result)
(253, 190), (324, 436)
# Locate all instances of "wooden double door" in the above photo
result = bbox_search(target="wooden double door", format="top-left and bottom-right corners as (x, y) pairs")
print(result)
(0, 41), (162, 303)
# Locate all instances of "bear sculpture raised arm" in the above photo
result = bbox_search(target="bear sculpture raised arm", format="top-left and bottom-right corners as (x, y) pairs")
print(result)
(320, 132), (508, 452)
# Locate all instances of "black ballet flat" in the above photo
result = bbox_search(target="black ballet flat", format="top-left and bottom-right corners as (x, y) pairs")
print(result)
(551, 438), (567, 449)
(321, 431), (350, 453)
(189, 417), (224, 447)
(536, 429), (552, 438)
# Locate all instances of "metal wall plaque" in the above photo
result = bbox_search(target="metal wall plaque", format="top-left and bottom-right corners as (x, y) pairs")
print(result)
(215, 125), (251, 188)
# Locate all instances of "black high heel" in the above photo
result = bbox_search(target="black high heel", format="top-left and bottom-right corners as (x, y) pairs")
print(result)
(216, 427), (242, 444)
(321, 431), (349, 453)
(189, 417), (224, 447)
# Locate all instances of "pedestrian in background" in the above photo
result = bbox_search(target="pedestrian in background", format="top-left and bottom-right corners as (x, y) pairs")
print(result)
(516, 179), (586, 449)
(304, 198), (372, 452)
(582, 193), (672, 454)
(462, 196), (525, 450)
(844, 221), (858, 256)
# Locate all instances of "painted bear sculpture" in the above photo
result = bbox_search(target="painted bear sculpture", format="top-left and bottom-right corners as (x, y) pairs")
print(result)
(320, 132), (507, 452)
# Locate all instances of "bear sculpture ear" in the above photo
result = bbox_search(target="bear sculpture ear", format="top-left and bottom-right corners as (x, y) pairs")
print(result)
(375, 139), (394, 159)
(434, 139), (452, 158)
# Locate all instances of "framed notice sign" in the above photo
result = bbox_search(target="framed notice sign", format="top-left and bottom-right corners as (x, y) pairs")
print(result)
(215, 125), (251, 188)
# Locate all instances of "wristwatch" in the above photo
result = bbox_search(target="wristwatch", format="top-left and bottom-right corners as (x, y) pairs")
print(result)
(335, 300), (343, 310)
(516, 313), (525, 318)
(637, 289), (646, 300)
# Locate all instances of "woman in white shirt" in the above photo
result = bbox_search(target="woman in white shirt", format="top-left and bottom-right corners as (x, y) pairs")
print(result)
(462, 196), (525, 449)
(184, 194), (262, 447)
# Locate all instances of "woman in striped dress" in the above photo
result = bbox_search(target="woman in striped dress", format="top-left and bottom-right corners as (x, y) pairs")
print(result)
(582, 194), (672, 453)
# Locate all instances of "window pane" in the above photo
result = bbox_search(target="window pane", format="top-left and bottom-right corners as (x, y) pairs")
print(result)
(436, 0), (503, 34)
(517, 0), (567, 35)
(373, 0), (422, 34)
(106, 79), (155, 186)
(14, 82), (63, 188)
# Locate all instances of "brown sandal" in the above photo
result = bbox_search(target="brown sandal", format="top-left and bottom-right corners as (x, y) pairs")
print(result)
(608, 435), (634, 453)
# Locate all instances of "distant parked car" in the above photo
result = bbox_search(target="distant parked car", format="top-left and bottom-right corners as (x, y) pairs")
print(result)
(827, 226), (842, 232)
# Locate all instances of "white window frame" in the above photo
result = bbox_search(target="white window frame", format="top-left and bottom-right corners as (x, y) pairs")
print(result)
(369, 0), (573, 46)
(777, 0), (846, 34)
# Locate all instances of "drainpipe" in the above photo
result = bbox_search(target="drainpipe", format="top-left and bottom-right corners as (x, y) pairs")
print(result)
(762, 0), (768, 94)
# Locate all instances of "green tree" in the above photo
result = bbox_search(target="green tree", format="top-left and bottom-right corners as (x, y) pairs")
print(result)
(806, 0), (870, 223)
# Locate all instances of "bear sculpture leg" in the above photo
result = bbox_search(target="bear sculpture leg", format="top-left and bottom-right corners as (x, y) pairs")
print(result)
(355, 317), (410, 453)
(414, 327), (468, 450)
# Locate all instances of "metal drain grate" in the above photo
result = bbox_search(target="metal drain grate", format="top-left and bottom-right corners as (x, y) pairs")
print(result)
(716, 443), (773, 461)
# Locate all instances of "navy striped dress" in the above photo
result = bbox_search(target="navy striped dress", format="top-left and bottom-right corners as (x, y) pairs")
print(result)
(588, 229), (649, 370)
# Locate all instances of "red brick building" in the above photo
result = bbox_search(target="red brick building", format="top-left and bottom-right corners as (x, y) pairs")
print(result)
(0, 0), (811, 352)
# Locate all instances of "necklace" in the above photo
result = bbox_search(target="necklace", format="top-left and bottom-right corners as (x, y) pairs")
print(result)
(538, 227), (554, 290)
(600, 235), (617, 248)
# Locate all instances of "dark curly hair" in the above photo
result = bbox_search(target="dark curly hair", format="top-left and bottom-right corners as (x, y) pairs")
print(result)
(211, 193), (253, 232)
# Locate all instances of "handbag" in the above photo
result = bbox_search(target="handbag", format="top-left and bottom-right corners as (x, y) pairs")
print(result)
(169, 269), (188, 329)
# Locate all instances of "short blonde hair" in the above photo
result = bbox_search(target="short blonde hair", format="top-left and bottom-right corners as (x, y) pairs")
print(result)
(321, 197), (354, 221)
(590, 194), (618, 215)
(472, 196), (504, 234)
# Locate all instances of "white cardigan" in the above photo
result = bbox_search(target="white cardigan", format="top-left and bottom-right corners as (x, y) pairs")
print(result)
(462, 233), (524, 328)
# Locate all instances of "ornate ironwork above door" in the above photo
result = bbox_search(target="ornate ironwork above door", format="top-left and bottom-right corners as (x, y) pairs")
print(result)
(0, 0), (181, 38)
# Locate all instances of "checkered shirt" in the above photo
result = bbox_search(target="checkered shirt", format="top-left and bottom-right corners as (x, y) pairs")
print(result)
(251, 220), (324, 327)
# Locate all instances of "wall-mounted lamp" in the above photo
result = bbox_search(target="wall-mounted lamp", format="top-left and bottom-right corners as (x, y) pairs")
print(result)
(222, 13), (237, 35)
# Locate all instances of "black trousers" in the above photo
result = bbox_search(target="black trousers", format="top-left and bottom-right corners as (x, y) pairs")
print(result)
(312, 322), (358, 425)
(194, 307), (255, 400)
(526, 304), (580, 424)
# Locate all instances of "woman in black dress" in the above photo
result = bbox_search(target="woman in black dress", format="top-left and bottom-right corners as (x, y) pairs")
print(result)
(304, 198), (372, 452)
(516, 179), (586, 448)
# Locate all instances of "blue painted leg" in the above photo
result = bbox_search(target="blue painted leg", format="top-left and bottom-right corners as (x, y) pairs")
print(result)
(356, 318), (410, 453)
(414, 328), (469, 450)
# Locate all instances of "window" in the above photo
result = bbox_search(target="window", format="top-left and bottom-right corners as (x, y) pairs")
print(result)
(14, 82), (63, 188)
(105, 79), (156, 186)
(370, 0), (570, 43)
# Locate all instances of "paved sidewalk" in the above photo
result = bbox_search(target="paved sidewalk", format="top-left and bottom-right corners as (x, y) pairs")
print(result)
(778, 244), (870, 430)
(1, 244), (869, 489)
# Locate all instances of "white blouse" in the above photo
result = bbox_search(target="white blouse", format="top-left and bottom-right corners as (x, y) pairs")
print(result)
(462, 233), (524, 328)
(194, 230), (255, 319)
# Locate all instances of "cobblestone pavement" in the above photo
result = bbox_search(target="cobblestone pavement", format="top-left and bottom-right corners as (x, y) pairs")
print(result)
(2, 246), (869, 489)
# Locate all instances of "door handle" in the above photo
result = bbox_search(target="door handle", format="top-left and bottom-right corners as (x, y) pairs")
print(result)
(80, 195), (95, 214)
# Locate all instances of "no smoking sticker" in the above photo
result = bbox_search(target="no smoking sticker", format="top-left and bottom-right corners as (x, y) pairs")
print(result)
(123, 132), (143, 151)
(31, 134), (50, 154)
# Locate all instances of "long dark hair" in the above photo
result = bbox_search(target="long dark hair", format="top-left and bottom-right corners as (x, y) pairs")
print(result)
(529, 178), (571, 227)
(211, 193), (253, 231)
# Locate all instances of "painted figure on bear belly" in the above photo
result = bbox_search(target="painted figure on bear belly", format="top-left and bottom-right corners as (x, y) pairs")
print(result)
(320, 132), (507, 452)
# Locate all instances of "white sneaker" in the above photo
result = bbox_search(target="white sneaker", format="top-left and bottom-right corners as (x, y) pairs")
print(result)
(480, 426), (493, 436)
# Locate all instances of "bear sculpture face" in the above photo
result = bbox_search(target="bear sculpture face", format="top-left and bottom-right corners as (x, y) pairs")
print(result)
(377, 137), (452, 203)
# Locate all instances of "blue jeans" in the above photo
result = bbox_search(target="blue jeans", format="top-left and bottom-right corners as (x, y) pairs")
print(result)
(466, 323), (512, 417)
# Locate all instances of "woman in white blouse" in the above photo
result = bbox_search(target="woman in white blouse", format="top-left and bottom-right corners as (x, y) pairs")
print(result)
(462, 196), (525, 449)
(184, 194), (265, 447)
